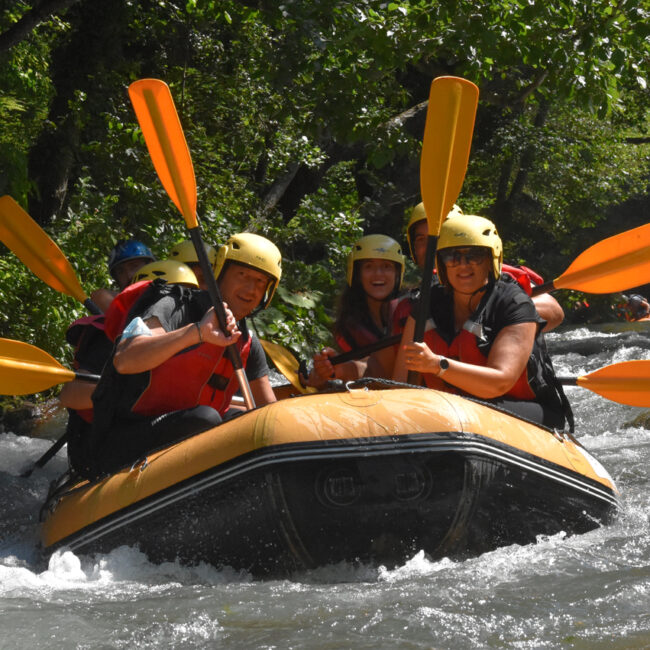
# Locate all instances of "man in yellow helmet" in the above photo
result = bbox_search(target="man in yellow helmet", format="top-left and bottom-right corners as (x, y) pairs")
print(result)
(85, 233), (282, 479)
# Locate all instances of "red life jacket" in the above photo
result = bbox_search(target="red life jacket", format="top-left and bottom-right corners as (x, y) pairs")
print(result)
(422, 320), (536, 400)
(103, 281), (253, 417)
(66, 314), (106, 345)
(335, 298), (399, 353)
(130, 334), (252, 417)
(501, 264), (544, 296)
(104, 280), (152, 342)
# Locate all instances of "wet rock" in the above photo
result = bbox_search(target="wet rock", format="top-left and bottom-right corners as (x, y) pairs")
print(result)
(623, 411), (650, 430)
(0, 399), (66, 438)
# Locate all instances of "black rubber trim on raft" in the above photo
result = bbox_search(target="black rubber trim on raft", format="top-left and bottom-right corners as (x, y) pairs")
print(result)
(45, 430), (620, 554)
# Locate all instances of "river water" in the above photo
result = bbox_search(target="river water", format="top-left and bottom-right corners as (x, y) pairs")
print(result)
(1, 324), (649, 649)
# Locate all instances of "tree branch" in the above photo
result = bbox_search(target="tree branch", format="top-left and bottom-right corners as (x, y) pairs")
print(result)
(0, 0), (82, 55)
(508, 99), (550, 203)
(481, 70), (549, 108)
(258, 161), (301, 218)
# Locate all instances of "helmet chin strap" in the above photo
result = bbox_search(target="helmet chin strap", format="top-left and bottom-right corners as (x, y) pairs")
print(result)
(452, 282), (489, 312)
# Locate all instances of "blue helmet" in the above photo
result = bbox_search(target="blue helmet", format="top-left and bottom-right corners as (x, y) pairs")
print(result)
(108, 240), (154, 278)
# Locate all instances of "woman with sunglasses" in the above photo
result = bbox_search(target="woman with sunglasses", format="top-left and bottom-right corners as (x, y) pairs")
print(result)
(393, 214), (572, 430)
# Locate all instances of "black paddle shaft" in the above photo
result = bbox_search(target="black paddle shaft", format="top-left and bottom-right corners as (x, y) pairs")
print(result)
(331, 334), (401, 365)
(413, 235), (437, 342)
(407, 235), (437, 384)
(190, 226), (242, 370)
(84, 298), (102, 315)
(188, 227), (244, 371)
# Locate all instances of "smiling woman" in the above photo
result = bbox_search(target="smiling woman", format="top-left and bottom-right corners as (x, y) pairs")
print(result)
(304, 234), (406, 388)
(393, 214), (574, 431)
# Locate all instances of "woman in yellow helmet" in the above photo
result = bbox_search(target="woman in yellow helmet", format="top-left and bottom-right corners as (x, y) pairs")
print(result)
(394, 214), (572, 430)
(305, 234), (405, 387)
(403, 202), (564, 332)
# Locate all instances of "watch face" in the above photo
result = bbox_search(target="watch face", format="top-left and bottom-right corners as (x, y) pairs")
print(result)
(439, 357), (450, 370)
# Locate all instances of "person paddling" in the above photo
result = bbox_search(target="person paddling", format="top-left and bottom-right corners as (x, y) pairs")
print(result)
(86, 233), (281, 478)
(305, 234), (405, 387)
(403, 202), (565, 332)
(623, 294), (650, 322)
(63, 260), (199, 476)
(394, 214), (573, 430)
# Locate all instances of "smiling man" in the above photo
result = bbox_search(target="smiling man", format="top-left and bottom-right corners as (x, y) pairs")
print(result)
(86, 233), (281, 478)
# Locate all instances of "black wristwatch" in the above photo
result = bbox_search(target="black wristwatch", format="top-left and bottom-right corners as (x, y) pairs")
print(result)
(438, 357), (450, 376)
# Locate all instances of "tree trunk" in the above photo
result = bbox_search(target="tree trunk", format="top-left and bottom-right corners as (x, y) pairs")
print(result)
(27, 0), (129, 225)
(0, 0), (82, 55)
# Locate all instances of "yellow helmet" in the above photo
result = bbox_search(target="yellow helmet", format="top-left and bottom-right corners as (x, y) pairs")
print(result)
(132, 260), (199, 287)
(214, 233), (282, 309)
(168, 240), (217, 268)
(346, 234), (405, 289)
(406, 202), (463, 261)
(435, 214), (503, 283)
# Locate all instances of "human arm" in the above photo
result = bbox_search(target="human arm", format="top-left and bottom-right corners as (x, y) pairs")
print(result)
(394, 315), (537, 398)
(250, 375), (277, 405)
(58, 377), (96, 410)
(113, 304), (240, 375)
(532, 293), (564, 332)
(90, 288), (118, 312)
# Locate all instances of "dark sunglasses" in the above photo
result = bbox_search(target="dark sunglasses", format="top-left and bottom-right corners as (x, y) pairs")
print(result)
(439, 247), (489, 267)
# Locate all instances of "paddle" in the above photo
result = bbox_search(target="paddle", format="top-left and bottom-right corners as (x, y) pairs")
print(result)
(128, 78), (255, 410)
(532, 223), (650, 296)
(409, 76), (478, 384)
(0, 338), (99, 478)
(256, 340), (650, 408)
(0, 195), (101, 315)
(559, 360), (650, 407)
(0, 338), (100, 396)
(260, 335), (403, 391)
(258, 339), (315, 394)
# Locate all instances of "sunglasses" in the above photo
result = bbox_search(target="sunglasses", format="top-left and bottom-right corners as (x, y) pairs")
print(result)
(439, 247), (489, 267)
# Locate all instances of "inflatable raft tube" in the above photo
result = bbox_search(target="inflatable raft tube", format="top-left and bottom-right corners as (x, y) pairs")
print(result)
(40, 387), (619, 576)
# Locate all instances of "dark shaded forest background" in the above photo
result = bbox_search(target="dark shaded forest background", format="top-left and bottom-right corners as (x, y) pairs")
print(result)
(1, 0), (649, 365)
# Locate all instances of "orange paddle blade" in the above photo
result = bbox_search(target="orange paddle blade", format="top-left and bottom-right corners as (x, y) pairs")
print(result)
(554, 222), (650, 293)
(128, 79), (198, 228)
(420, 76), (479, 237)
(0, 195), (88, 303)
(576, 360), (650, 407)
(0, 338), (75, 395)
